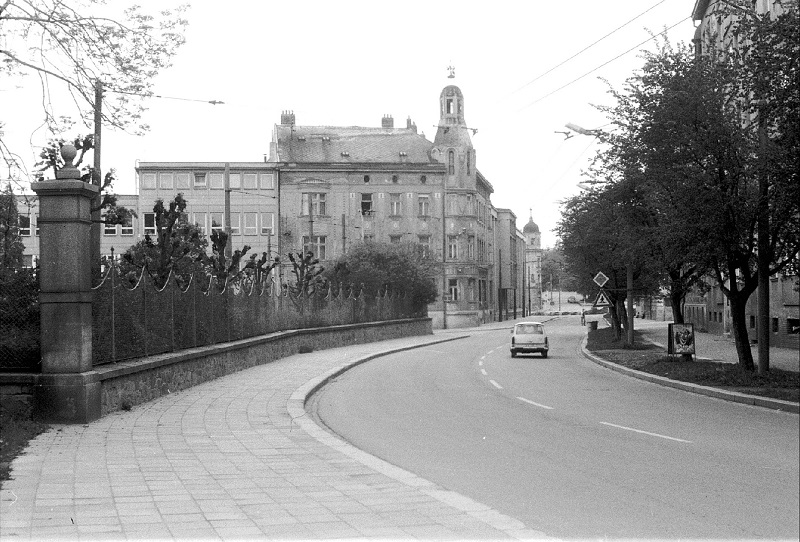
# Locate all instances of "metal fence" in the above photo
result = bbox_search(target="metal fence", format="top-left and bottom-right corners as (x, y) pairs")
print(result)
(0, 268), (40, 372)
(91, 264), (421, 366)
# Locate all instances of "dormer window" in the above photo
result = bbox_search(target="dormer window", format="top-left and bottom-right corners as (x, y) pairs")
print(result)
(392, 175), (398, 183)
(322, 136), (330, 142)
(399, 151), (407, 157)
(341, 151), (350, 157)
(297, 136), (306, 141)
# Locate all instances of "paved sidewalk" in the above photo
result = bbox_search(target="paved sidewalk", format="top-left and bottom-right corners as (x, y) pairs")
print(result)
(1, 335), (548, 541)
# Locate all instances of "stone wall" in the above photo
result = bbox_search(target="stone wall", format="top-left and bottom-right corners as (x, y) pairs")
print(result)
(0, 318), (431, 420)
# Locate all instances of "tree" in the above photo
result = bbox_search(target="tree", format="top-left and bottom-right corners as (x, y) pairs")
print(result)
(119, 194), (206, 286)
(325, 241), (438, 314)
(0, 1), (189, 148)
(0, 185), (25, 271)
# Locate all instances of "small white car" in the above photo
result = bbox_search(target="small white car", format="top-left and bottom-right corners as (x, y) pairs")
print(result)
(510, 322), (549, 358)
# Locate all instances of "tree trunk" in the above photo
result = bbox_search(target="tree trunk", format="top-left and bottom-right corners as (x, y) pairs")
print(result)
(729, 293), (755, 371)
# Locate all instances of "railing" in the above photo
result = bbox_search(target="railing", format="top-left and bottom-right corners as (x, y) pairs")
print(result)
(91, 263), (420, 366)
(0, 268), (40, 372)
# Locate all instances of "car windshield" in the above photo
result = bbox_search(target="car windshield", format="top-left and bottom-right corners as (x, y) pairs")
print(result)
(516, 324), (543, 335)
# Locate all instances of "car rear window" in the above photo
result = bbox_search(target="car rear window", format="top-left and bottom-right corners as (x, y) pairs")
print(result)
(516, 324), (543, 334)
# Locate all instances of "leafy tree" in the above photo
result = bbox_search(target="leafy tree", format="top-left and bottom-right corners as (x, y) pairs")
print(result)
(0, 0), (189, 151)
(119, 194), (206, 286)
(325, 241), (438, 313)
(0, 185), (25, 271)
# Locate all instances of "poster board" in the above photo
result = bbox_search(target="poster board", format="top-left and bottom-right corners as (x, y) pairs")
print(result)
(668, 323), (696, 355)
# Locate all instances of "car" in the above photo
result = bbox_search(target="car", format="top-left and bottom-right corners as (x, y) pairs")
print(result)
(510, 321), (549, 358)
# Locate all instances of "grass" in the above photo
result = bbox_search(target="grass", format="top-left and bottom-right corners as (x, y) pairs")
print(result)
(0, 408), (48, 485)
(586, 327), (800, 402)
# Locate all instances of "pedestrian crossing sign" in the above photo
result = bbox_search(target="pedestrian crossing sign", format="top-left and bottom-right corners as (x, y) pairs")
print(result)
(593, 290), (611, 308)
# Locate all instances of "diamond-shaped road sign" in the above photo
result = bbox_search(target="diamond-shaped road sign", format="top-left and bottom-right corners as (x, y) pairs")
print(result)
(593, 271), (609, 288)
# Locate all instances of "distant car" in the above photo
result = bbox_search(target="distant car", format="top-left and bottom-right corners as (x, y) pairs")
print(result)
(510, 322), (549, 358)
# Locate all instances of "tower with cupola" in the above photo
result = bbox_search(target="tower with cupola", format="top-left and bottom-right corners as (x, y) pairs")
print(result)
(523, 212), (543, 311)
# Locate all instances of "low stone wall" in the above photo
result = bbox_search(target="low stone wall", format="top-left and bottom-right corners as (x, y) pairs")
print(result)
(0, 374), (38, 417)
(1, 318), (432, 422)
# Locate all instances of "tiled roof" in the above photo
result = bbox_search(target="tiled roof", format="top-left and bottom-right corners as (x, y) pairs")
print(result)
(274, 125), (436, 164)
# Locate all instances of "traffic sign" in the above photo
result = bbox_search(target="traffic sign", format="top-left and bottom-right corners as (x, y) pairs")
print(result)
(593, 272), (609, 288)
(594, 290), (611, 307)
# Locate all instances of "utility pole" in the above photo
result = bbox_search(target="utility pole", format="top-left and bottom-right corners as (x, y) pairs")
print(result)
(441, 186), (448, 329)
(757, 112), (770, 374)
(626, 265), (635, 347)
(341, 213), (346, 253)
(91, 79), (102, 277)
(224, 163), (232, 259)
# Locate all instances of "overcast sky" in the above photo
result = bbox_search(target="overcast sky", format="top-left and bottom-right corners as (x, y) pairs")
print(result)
(2, 0), (697, 248)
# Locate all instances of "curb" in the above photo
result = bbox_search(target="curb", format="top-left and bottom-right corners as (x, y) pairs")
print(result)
(580, 336), (799, 414)
(287, 334), (553, 541)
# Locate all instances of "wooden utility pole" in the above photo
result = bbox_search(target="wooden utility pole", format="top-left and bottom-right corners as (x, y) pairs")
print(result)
(757, 112), (770, 374)
(91, 79), (102, 277)
(224, 163), (232, 259)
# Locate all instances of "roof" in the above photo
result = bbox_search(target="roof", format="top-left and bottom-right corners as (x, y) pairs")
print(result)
(523, 218), (539, 234)
(274, 125), (437, 164)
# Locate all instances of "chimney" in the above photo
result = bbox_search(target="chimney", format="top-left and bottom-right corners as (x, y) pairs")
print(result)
(280, 110), (295, 125)
(382, 114), (394, 129)
(407, 116), (417, 133)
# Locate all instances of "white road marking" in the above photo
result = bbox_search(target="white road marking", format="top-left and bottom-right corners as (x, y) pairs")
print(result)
(480, 368), (487, 376)
(479, 360), (483, 366)
(516, 397), (554, 410)
(489, 379), (503, 389)
(600, 422), (692, 443)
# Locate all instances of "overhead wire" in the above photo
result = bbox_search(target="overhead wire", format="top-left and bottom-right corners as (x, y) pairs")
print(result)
(507, 0), (669, 99)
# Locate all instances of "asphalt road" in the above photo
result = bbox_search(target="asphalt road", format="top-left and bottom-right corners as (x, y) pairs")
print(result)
(313, 317), (800, 540)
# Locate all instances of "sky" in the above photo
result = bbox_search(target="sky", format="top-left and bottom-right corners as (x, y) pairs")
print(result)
(1, 0), (698, 249)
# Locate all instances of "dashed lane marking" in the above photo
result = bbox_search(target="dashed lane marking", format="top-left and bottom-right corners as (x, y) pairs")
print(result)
(600, 422), (692, 443)
(489, 380), (503, 389)
(480, 369), (488, 376)
(516, 397), (554, 410)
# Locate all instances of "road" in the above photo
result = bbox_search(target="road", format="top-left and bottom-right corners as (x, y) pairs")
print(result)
(312, 316), (800, 540)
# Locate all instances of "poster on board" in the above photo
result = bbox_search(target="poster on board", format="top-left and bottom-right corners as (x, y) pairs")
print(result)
(668, 323), (695, 355)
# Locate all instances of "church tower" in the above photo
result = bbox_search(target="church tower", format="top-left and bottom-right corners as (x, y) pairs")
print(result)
(433, 84), (475, 190)
(523, 212), (543, 312)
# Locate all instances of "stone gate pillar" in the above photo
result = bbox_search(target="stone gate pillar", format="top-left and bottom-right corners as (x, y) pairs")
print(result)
(31, 144), (101, 423)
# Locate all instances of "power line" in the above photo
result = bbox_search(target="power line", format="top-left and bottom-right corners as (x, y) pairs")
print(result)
(508, 0), (669, 99)
(518, 17), (690, 112)
(107, 88), (224, 105)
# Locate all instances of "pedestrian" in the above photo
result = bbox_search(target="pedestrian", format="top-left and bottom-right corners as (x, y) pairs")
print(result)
(581, 309), (586, 326)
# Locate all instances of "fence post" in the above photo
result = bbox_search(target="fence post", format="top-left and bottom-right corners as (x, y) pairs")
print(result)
(31, 144), (101, 423)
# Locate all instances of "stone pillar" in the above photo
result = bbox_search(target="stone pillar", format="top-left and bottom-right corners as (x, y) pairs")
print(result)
(31, 144), (101, 423)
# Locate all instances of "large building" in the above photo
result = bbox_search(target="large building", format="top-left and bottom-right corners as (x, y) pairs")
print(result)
(12, 82), (545, 327)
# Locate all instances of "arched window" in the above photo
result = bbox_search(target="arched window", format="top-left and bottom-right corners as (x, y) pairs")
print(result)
(448, 150), (455, 175)
(466, 150), (471, 175)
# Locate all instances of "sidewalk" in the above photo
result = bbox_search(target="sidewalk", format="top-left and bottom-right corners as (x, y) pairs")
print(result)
(632, 318), (799, 373)
(0, 335), (547, 541)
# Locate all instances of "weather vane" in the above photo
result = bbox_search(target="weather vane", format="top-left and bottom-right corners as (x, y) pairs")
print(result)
(447, 65), (455, 79)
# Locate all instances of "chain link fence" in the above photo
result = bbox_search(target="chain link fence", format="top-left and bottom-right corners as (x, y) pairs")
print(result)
(91, 264), (420, 366)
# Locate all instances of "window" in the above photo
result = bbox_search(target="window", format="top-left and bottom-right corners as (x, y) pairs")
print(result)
(176, 172), (191, 189)
(390, 235), (401, 244)
(447, 194), (457, 215)
(159, 172), (174, 189)
(230, 212), (240, 235)
(121, 215), (133, 236)
(22, 255), (33, 268)
(140, 173), (156, 190)
(364, 175), (370, 183)
(420, 175), (427, 184)
(361, 193), (373, 215)
(144, 213), (156, 235)
(466, 194), (473, 215)
(194, 173), (207, 188)
(363, 234), (374, 243)
(418, 235), (431, 258)
(209, 173), (224, 189)
(243, 212), (257, 235)
(448, 236), (458, 259)
(448, 150), (455, 175)
(243, 173), (257, 189)
(788, 318), (799, 335)
(104, 220), (117, 235)
(446, 98), (454, 114)
(301, 193), (327, 216)
(466, 150), (471, 175)
(448, 278), (458, 301)
(772, 318), (779, 333)
(302, 235), (326, 260)
(392, 174), (398, 183)
(467, 236), (475, 259)
(260, 173), (274, 189)
(210, 212), (223, 234)
(750, 315), (756, 329)
(390, 193), (402, 215)
(229, 173), (241, 190)
(34, 214), (39, 236)
(18, 215), (31, 236)
(418, 195), (430, 216)
(261, 212), (274, 235)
